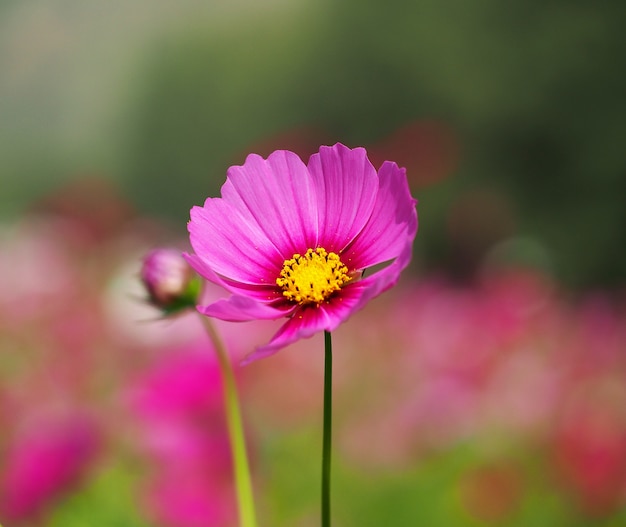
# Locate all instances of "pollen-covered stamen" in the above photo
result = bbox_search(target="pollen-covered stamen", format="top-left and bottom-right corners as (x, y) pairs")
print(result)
(276, 248), (352, 306)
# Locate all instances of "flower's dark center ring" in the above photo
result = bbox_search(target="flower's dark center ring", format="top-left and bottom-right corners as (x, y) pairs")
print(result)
(277, 248), (351, 306)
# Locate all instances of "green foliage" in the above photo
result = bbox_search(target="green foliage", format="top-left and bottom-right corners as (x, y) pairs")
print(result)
(256, 430), (626, 527)
(46, 463), (152, 527)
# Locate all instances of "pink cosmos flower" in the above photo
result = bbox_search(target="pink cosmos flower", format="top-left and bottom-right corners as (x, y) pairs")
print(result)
(186, 143), (418, 361)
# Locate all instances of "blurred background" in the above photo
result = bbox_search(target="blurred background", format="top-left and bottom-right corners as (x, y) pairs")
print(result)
(1, 1), (625, 526)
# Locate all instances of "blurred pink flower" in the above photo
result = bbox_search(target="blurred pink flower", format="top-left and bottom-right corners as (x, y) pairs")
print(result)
(186, 143), (418, 361)
(0, 218), (78, 326)
(335, 270), (566, 466)
(126, 348), (238, 527)
(367, 120), (459, 188)
(143, 475), (235, 527)
(0, 413), (100, 523)
(552, 394), (626, 514)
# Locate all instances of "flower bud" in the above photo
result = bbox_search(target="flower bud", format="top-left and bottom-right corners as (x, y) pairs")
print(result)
(140, 248), (201, 315)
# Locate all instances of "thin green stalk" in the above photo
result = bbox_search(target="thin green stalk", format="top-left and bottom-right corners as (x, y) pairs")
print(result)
(201, 317), (257, 527)
(322, 330), (333, 527)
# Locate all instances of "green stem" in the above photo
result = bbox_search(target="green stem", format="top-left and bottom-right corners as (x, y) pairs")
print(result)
(201, 317), (258, 527)
(322, 330), (333, 527)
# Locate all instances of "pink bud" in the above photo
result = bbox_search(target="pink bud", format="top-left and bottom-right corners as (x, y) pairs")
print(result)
(140, 248), (201, 315)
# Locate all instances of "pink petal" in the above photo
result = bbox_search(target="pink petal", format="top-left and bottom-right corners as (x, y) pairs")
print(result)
(307, 144), (379, 253)
(184, 253), (283, 303)
(242, 246), (414, 363)
(242, 283), (374, 363)
(183, 252), (225, 287)
(185, 254), (289, 319)
(198, 294), (294, 322)
(188, 200), (282, 285)
(221, 150), (318, 258)
(242, 306), (333, 363)
(342, 161), (418, 270)
(348, 235), (415, 313)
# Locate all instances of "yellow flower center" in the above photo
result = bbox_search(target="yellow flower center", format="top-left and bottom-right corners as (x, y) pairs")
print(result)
(276, 248), (352, 306)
